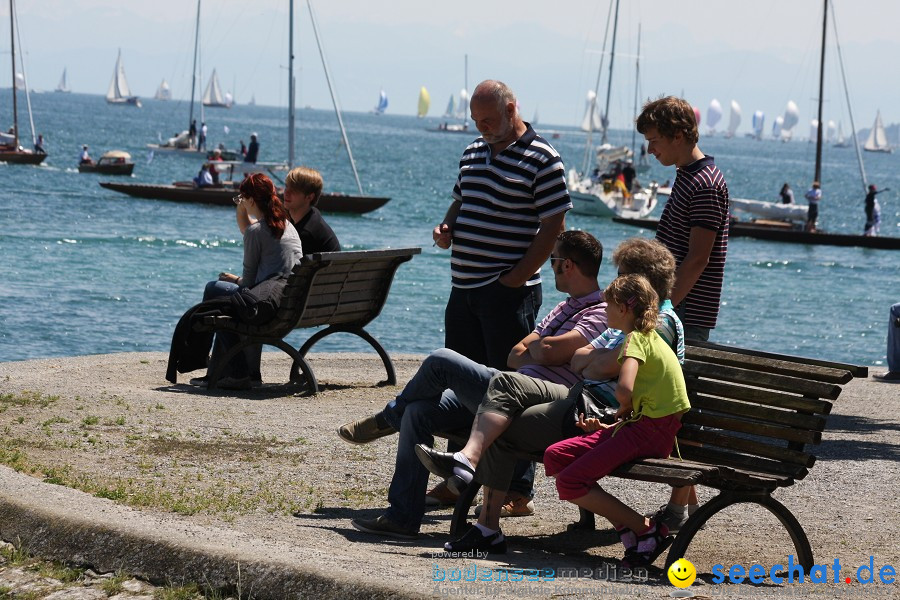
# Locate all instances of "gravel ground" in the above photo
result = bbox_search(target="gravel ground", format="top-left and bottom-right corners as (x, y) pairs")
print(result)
(0, 352), (898, 599)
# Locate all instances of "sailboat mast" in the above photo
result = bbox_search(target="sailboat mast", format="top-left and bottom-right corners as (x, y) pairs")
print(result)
(813, 0), (827, 184)
(288, 0), (295, 168)
(9, 0), (19, 148)
(581, 0), (614, 174)
(307, 0), (363, 195)
(189, 0), (200, 134)
(601, 0), (620, 145)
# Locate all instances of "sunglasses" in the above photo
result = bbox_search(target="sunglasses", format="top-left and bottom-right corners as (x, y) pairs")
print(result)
(232, 194), (246, 205)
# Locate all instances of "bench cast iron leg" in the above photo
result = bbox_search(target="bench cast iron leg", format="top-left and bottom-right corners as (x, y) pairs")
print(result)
(298, 326), (397, 386)
(664, 491), (814, 570)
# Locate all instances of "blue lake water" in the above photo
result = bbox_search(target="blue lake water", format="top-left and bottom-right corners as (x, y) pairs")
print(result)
(1, 92), (897, 367)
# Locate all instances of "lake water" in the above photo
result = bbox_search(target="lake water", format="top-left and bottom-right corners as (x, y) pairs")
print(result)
(1, 92), (897, 367)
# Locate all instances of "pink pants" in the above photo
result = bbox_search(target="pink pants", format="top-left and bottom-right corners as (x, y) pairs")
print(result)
(543, 414), (682, 501)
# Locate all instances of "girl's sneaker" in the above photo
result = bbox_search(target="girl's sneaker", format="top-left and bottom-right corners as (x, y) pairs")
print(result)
(622, 520), (673, 568)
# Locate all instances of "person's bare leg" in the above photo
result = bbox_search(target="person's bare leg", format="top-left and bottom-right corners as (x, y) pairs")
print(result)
(477, 485), (507, 531)
(569, 485), (647, 533)
(458, 411), (511, 467)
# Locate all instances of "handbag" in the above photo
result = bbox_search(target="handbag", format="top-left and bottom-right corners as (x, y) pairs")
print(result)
(572, 380), (620, 426)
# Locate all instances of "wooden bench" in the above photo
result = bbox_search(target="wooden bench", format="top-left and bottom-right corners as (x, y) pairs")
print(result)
(201, 247), (421, 392)
(443, 343), (867, 569)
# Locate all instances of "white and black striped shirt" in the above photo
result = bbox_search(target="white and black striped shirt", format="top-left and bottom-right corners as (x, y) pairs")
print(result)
(449, 124), (572, 289)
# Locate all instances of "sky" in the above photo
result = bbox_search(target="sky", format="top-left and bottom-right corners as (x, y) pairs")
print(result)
(4, 0), (900, 135)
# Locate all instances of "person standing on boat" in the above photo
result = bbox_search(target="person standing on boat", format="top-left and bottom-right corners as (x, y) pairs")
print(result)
(636, 95), (729, 526)
(864, 184), (886, 237)
(433, 79), (571, 370)
(239, 140), (247, 159)
(779, 183), (794, 204)
(804, 181), (821, 232)
(34, 134), (45, 155)
(79, 145), (92, 165)
(189, 119), (197, 148)
(198, 122), (208, 152)
(244, 133), (259, 163)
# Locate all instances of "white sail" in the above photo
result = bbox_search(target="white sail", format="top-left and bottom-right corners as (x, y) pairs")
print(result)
(826, 120), (836, 143)
(202, 69), (231, 107)
(726, 100), (742, 137)
(580, 90), (603, 132)
(455, 88), (468, 120)
(834, 121), (848, 147)
(752, 110), (765, 139)
(863, 110), (891, 152)
(55, 68), (70, 93)
(706, 98), (723, 132)
(155, 79), (171, 100)
(106, 49), (133, 101)
(809, 119), (819, 143)
(780, 101), (799, 139)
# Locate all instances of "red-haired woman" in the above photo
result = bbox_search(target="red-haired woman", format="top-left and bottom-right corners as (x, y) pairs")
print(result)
(194, 173), (303, 389)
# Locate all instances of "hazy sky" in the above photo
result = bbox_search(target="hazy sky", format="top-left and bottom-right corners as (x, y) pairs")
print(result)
(5, 0), (899, 134)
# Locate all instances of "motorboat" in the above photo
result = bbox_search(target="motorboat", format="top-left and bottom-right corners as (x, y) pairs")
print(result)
(78, 151), (135, 175)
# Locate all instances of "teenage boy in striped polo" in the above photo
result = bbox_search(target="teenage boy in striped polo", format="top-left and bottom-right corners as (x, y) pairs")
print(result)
(433, 80), (572, 370)
(636, 95), (729, 527)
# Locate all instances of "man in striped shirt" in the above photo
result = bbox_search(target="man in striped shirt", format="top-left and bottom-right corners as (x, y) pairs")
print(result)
(433, 80), (572, 369)
(341, 231), (607, 539)
(637, 96), (729, 343)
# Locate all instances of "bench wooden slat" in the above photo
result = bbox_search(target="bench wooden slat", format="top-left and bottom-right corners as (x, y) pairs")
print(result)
(683, 360), (842, 400)
(685, 346), (853, 384)
(687, 379), (833, 415)
(689, 393), (828, 431)
(677, 425), (815, 468)
(688, 340), (869, 378)
(678, 445), (808, 481)
(682, 411), (822, 444)
(609, 463), (705, 487)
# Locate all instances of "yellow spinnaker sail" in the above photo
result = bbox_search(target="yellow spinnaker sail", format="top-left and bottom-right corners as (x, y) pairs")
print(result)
(417, 86), (431, 118)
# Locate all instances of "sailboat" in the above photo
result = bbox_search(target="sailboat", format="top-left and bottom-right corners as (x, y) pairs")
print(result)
(751, 110), (765, 140)
(863, 110), (892, 153)
(431, 55), (471, 133)
(731, 0), (881, 239)
(155, 79), (171, 101)
(706, 99), (723, 136)
(417, 87), (430, 118)
(372, 89), (388, 115)
(202, 69), (232, 108)
(566, 0), (659, 219)
(1, 0), (46, 165)
(106, 49), (141, 107)
(55, 68), (70, 93)
(833, 121), (850, 147)
(147, 1), (201, 154)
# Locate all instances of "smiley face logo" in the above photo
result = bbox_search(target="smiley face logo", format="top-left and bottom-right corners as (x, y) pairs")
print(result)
(668, 558), (696, 588)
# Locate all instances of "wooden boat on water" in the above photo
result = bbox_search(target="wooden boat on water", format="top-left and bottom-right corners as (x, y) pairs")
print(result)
(98, 160), (389, 214)
(79, 151), (134, 175)
(613, 217), (900, 251)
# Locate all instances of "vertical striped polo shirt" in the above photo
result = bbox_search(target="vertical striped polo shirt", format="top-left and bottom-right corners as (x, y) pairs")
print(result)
(656, 155), (729, 329)
(449, 124), (572, 289)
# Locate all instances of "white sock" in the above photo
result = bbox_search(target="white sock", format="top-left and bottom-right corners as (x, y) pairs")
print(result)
(452, 451), (474, 484)
(475, 522), (503, 540)
(665, 502), (688, 518)
(687, 503), (700, 516)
